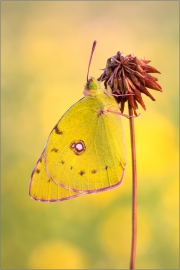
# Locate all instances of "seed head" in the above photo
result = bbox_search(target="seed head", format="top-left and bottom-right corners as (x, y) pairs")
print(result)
(98, 51), (162, 115)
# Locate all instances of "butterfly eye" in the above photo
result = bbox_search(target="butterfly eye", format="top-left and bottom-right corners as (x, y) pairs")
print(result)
(88, 81), (97, 90)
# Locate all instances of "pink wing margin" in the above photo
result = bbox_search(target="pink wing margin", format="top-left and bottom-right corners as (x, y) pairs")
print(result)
(29, 148), (126, 202)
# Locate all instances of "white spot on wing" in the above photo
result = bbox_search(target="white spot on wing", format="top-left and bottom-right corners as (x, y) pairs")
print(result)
(76, 143), (84, 151)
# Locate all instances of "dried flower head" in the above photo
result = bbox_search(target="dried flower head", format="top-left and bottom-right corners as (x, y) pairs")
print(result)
(98, 51), (162, 115)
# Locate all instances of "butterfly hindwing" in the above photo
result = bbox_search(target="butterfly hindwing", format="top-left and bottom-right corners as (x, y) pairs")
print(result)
(44, 93), (126, 193)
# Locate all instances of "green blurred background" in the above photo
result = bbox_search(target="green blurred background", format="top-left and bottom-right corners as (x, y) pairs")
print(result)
(1, 1), (179, 269)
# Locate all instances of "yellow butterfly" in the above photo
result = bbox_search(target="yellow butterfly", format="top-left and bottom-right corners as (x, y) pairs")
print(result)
(29, 43), (127, 202)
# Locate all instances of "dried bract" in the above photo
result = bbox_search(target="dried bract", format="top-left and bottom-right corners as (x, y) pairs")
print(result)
(98, 51), (162, 115)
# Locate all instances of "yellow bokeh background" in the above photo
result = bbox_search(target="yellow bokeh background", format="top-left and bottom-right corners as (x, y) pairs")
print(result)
(1, 1), (179, 269)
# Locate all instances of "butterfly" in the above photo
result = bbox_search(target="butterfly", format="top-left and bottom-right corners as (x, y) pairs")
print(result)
(29, 42), (127, 202)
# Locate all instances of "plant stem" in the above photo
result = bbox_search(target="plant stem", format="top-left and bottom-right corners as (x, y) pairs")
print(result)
(128, 105), (137, 269)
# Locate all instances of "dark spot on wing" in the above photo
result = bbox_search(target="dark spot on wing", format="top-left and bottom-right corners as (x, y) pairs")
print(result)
(79, 170), (85, 176)
(54, 125), (63, 135)
(105, 166), (109, 170)
(39, 157), (42, 163)
(92, 169), (97, 174)
(70, 166), (73, 170)
(48, 179), (51, 183)
(36, 169), (40, 174)
(61, 160), (65, 164)
(51, 148), (58, 152)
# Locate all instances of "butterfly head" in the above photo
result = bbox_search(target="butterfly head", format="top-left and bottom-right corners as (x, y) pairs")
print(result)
(83, 77), (102, 96)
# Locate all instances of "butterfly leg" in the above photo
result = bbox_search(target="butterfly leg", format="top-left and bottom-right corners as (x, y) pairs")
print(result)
(98, 109), (140, 119)
(105, 108), (140, 119)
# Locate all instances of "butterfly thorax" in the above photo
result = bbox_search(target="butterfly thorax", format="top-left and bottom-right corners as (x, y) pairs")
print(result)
(84, 77), (119, 111)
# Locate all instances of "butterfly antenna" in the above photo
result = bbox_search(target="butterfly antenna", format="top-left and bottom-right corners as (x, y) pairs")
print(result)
(87, 40), (97, 83)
